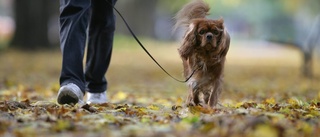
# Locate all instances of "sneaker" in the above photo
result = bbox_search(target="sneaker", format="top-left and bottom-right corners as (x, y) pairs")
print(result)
(86, 91), (107, 104)
(57, 83), (84, 105)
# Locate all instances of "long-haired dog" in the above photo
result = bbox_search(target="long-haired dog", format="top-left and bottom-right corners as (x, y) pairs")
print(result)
(174, 0), (230, 107)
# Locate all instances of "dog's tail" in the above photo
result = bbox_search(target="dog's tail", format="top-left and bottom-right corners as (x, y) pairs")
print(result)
(173, 0), (210, 32)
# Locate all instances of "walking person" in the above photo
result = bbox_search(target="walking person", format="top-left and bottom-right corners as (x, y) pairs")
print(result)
(57, 0), (117, 105)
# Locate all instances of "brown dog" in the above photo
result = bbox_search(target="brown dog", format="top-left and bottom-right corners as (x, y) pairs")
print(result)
(174, 0), (230, 107)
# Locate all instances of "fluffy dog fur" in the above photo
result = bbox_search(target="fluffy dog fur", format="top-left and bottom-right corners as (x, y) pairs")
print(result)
(174, 0), (230, 107)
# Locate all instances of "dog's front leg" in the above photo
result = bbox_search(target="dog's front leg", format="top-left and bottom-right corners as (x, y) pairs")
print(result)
(186, 88), (195, 106)
(186, 81), (199, 106)
(203, 91), (210, 105)
(193, 89), (201, 105)
(207, 79), (222, 107)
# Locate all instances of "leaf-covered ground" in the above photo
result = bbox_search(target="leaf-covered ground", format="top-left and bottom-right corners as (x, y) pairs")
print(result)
(0, 39), (320, 137)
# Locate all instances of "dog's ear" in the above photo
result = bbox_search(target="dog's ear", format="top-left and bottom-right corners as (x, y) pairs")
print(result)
(215, 18), (229, 57)
(217, 18), (224, 30)
(179, 22), (198, 59)
(219, 30), (230, 57)
(184, 22), (198, 45)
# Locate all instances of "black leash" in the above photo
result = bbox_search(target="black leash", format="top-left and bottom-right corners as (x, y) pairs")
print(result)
(108, 1), (196, 83)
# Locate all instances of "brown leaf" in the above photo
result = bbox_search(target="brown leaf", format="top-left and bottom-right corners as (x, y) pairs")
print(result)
(81, 104), (98, 113)
(1, 101), (28, 110)
(172, 105), (182, 111)
(241, 102), (257, 109)
(33, 101), (58, 108)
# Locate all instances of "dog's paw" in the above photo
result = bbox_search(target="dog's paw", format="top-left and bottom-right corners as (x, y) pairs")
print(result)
(186, 101), (196, 107)
(199, 103), (211, 109)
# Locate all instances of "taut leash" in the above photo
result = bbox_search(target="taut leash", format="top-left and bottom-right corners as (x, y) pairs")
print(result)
(107, 1), (196, 83)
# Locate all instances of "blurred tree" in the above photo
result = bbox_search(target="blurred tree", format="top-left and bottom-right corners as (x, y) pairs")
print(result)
(206, 0), (320, 78)
(270, 0), (320, 78)
(10, 0), (58, 50)
(302, 15), (320, 78)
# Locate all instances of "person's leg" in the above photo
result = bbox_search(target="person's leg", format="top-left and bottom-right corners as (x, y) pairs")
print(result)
(85, 0), (116, 104)
(58, 0), (91, 104)
(85, 0), (116, 94)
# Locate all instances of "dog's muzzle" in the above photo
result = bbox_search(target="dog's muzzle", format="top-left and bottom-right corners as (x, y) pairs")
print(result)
(206, 33), (213, 40)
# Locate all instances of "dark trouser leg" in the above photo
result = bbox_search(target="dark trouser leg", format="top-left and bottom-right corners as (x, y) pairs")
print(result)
(59, 0), (90, 93)
(85, 0), (116, 93)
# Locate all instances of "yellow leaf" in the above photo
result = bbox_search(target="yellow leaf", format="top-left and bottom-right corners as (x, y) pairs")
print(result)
(14, 126), (36, 137)
(113, 91), (128, 101)
(141, 117), (151, 123)
(195, 106), (214, 114)
(309, 110), (320, 117)
(299, 122), (313, 135)
(18, 84), (25, 92)
(234, 102), (243, 108)
(279, 107), (290, 114)
(104, 114), (116, 122)
(287, 98), (297, 105)
(265, 98), (275, 105)
(253, 124), (278, 137)
(304, 114), (314, 118)
(148, 104), (160, 111)
(264, 112), (285, 119)
(52, 120), (73, 132)
(176, 97), (183, 106)
(287, 98), (304, 107)
(256, 104), (266, 110)
(200, 122), (215, 133)
(50, 83), (60, 93)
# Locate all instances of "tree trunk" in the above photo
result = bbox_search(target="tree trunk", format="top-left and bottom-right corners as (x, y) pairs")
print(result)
(301, 14), (320, 78)
(11, 0), (54, 50)
(302, 51), (313, 78)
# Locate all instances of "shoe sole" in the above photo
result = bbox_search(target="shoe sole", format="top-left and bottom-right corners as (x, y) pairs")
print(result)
(87, 100), (107, 105)
(86, 92), (107, 104)
(57, 89), (79, 105)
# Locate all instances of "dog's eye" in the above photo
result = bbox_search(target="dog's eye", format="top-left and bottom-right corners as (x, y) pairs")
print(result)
(199, 30), (205, 35)
(213, 30), (219, 35)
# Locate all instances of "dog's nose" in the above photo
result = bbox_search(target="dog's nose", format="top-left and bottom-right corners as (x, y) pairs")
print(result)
(206, 33), (213, 40)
